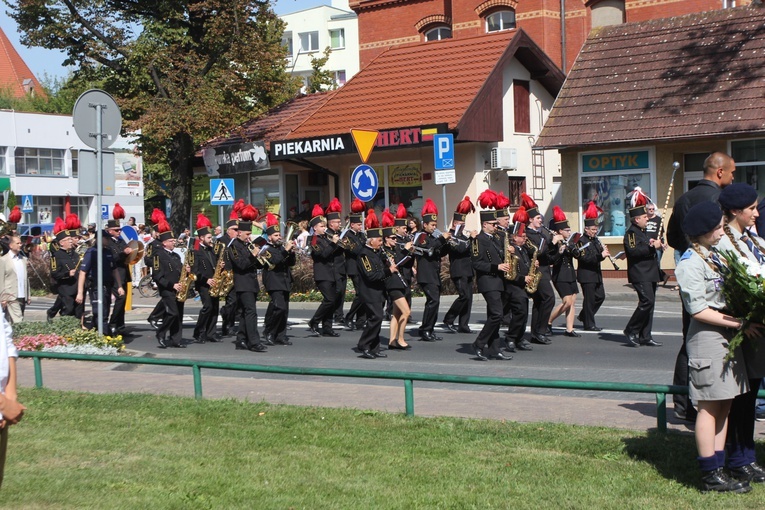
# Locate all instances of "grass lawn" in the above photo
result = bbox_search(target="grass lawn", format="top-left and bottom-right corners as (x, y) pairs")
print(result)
(2, 388), (764, 509)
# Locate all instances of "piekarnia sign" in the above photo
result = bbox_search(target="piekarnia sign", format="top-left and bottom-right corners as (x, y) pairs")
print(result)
(270, 134), (355, 160)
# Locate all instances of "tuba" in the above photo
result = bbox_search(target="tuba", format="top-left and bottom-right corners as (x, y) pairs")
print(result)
(525, 239), (541, 294)
(176, 248), (197, 302)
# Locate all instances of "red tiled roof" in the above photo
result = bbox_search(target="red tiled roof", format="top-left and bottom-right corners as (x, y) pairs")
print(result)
(202, 92), (336, 151)
(0, 27), (45, 99)
(535, 6), (765, 149)
(288, 30), (563, 140)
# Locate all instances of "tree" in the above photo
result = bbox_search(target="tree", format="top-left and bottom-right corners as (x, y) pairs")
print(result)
(6, 0), (301, 234)
(307, 47), (337, 93)
(0, 74), (103, 114)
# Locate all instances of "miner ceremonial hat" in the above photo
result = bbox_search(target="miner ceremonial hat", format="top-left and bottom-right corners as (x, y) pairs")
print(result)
(583, 201), (601, 228)
(349, 198), (365, 224)
(627, 187), (651, 218)
(196, 213), (213, 237)
(421, 199), (438, 223)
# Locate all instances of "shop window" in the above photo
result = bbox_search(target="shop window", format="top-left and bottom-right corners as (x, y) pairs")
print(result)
(513, 80), (530, 134)
(486, 11), (515, 33)
(329, 29), (345, 49)
(590, 0), (625, 28)
(250, 170), (281, 232)
(732, 139), (765, 192)
(299, 31), (319, 52)
(425, 26), (452, 41)
(580, 149), (653, 237)
(14, 147), (65, 176)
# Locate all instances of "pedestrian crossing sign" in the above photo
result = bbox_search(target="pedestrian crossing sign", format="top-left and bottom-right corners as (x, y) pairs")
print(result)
(210, 178), (235, 205)
(21, 195), (34, 213)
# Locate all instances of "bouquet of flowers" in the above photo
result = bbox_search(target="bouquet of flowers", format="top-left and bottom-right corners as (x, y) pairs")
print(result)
(717, 250), (765, 359)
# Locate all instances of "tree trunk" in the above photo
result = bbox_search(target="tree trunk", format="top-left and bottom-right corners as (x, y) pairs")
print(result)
(167, 132), (196, 236)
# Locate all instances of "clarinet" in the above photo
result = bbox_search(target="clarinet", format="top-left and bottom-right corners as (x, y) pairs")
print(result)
(593, 236), (620, 270)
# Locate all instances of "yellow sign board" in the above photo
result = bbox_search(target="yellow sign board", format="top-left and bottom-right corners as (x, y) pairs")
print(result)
(350, 129), (379, 163)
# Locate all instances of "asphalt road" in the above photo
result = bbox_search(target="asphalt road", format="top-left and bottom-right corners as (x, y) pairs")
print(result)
(25, 292), (685, 404)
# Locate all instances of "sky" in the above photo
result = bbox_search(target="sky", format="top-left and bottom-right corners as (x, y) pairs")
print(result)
(0, 0), (327, 83)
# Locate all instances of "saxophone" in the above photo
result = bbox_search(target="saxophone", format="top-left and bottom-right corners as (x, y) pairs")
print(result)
(525, 239), (541, 293)
(176, 249), (197, 302)
(503, 230), (518, 280)
(209, 244), (234, 298)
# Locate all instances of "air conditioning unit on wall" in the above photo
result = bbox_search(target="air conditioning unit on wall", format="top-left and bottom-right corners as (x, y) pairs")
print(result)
(490, 148), (517, 170)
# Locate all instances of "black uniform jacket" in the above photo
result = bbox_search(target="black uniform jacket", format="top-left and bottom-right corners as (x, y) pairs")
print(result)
(215, 234), (234, 271)
(383, 246), (407, 292)
(228, 238), (263, 293)
(526, 227), (560, 273)
(261, 243), (296, 292)
(624, 223), (660, 283)
(310, 234), (341, 282)
(104, 231), (131, 283)
(342, 229), (366, 276)
(357, 245), (391, 302)
(471, 231), (505, 293)
(144, 238), (161, 268)
(448, 230), (473, 279)
(327, 228), (347, 276)
(152, 248), (182, 294)
(50, 248), (80, 294)
(394, 235), (415, 284)
(574, 235), (604, 284)
(193, 243), (216, 289)
(552, 245), (577, 283)
(414, 232), (449, 285)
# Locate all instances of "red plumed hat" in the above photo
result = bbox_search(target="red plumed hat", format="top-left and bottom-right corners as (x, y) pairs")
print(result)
(325, 197), (342, 221)
(157, 218), (174, 241)
(583, 201), (602, 227)
(233, 199), (245, 217)
(55, 215), (74, 241)
(241, 204), (258, 222)
(365, 208), (379, 230)
(628, 187), (650, 217)
(151, 208), (165, 225)
(521, 193), (540, 218)
(53, 217), (66, 235)
(65, 213), (81, 230)
(477, 189), (497, 209)
(351, 198), (365, 213)
(382, 208), (395, 228)
(394, 203), (408, 226)
(513, 206), (529, 224)
(550, 205), (569, 230)
(495, 192), (511, 210)
(8, 206), (21, 224)
(265, 212), (281, 235)
(456, 196), (475, 215)
(309, 204), (326, 227)
(229, 210), (239, 220)
(112, 202), (125, 220)
(196, 213), (213, 236)
(421, 198), (438, 222)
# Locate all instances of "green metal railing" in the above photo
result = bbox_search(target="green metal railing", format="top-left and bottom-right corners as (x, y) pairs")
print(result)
(20, 351), (689, 433)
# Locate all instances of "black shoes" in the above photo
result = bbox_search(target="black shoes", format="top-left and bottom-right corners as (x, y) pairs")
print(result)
(148, 318), (162, 330)
(504, 341), (516, 353)
(701, 468), (751, 493)
(531, 335), (551, 345)
(623, 329), (640, 347)
(193, 336), (206, 344)
(235, 342), (249, 350)
(388, 341), (411, 350)
(472, 342), (488, 361)
(248, 343), (267, 353)
(457, 327), (473, 334)
(321, 330), (340, 337)
(307, 323), (321, 337)
(343, 319), (356, 331)
(442, 322), (458, 333)
(373, 350), (388, 358)
(583, 326), (603, 332)
(419, 332), (437, 342)
(491, 352), (513, 361)
(263, 334), (275, 346)
(730, 463), (765, 484)
(156, 335), (167, 348)
(516, 339), (533, 351)
(564, 330), (581, 338)
(545, 325), (554, 336)
(640, 338), (663, 347)
(360, 350), (376, 359)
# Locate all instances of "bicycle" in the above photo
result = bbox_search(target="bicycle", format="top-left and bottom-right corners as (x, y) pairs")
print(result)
(138, 274), (158, 298)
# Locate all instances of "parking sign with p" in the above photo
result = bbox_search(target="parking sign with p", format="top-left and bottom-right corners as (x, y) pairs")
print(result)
(433, 134), (454, 170)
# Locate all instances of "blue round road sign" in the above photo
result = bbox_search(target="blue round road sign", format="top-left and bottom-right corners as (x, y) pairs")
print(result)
(351, 164), (379, 202)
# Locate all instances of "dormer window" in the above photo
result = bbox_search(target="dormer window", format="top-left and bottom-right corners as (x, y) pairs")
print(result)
(486, 11), (516, 32)
(425, 26), (452, 41)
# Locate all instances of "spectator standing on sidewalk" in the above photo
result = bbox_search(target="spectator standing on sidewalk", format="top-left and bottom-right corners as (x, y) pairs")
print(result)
(0, 313), (25, 488)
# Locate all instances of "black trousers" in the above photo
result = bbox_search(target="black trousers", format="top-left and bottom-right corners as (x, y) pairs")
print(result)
(475, 289), (503, 353)
(579, 282), (605, 329)
(505, 286), (529, 344)
(345, 274), (366, 324)
(264, 290), (290, 342)
(530, 273), (555, 336)
(672, 304), (693, 415)
(193, 286), (219, 341)
(417, 282), (441, 335)
(236, 291), (261, 347)
(311, 280), (337, 332)
(725, 378), (763, 468)
(49, 291), (83, 319)
(157, 293), (184, 347)
(88, 286), (112, 333)
(333, 274), (347, 321)
(148, 300), (164, 323)
(444, 276), (473, 329)
(220, 290), (240, 331)
(358, 299), (383, 353)
(108, 281), (128, 329)
(625, 281), (656, 339)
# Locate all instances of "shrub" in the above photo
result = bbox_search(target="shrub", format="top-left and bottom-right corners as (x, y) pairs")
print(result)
(12, 316), (82, 339)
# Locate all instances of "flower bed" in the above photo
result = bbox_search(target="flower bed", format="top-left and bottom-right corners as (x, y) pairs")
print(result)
(12, 316), (126, 355)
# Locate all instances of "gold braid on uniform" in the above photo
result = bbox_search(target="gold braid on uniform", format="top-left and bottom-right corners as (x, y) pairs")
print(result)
(722, 217), (748, 258)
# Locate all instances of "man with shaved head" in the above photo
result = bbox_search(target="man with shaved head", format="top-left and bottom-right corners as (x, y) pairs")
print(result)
(667, 151), (736, 423)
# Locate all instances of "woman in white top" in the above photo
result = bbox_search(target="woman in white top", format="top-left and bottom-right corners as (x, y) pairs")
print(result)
(0, 314), (24, 488)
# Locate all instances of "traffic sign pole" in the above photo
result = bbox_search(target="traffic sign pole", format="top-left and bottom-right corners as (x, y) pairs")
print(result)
(95, 103), (104, 337)
(442, 184), (448, 231)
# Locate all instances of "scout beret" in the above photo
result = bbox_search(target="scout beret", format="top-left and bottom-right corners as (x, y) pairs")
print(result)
(718, 182), (758, 211)
(682, 201), (722, 237)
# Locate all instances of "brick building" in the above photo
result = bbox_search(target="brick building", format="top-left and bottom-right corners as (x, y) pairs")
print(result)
(350, 0), (739, 73)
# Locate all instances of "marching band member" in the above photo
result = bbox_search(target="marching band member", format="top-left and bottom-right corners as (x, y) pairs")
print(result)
(261, 213), (297, 346)
(307, 204), (342, 337)
(522, 193), (562, 345)
(382, 209), (411, 350)
(393, 204), (415, 314)
(470, 206), (512, 361)
(104, 203), (133, 336)
(325, 198), (347, 326)
(547, 207), (580, 337)
(493, 192), (513, 332)
(414, 199), (451, 342)
(145, 208), (167, 330)
(342, 198), (367, 330)
(507, 210), (534, 352)
(623, 188), (662, 347)
(47, 214), (83, 321)
(575, 202), (608, 331)
(228, 204), (266, 352)
(192, 213), (219, 344)
(151, 220), (186, 348)
(442, 196), (476, 334)
(357, 211), (397, 359)
(218, 204), (243, 337)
